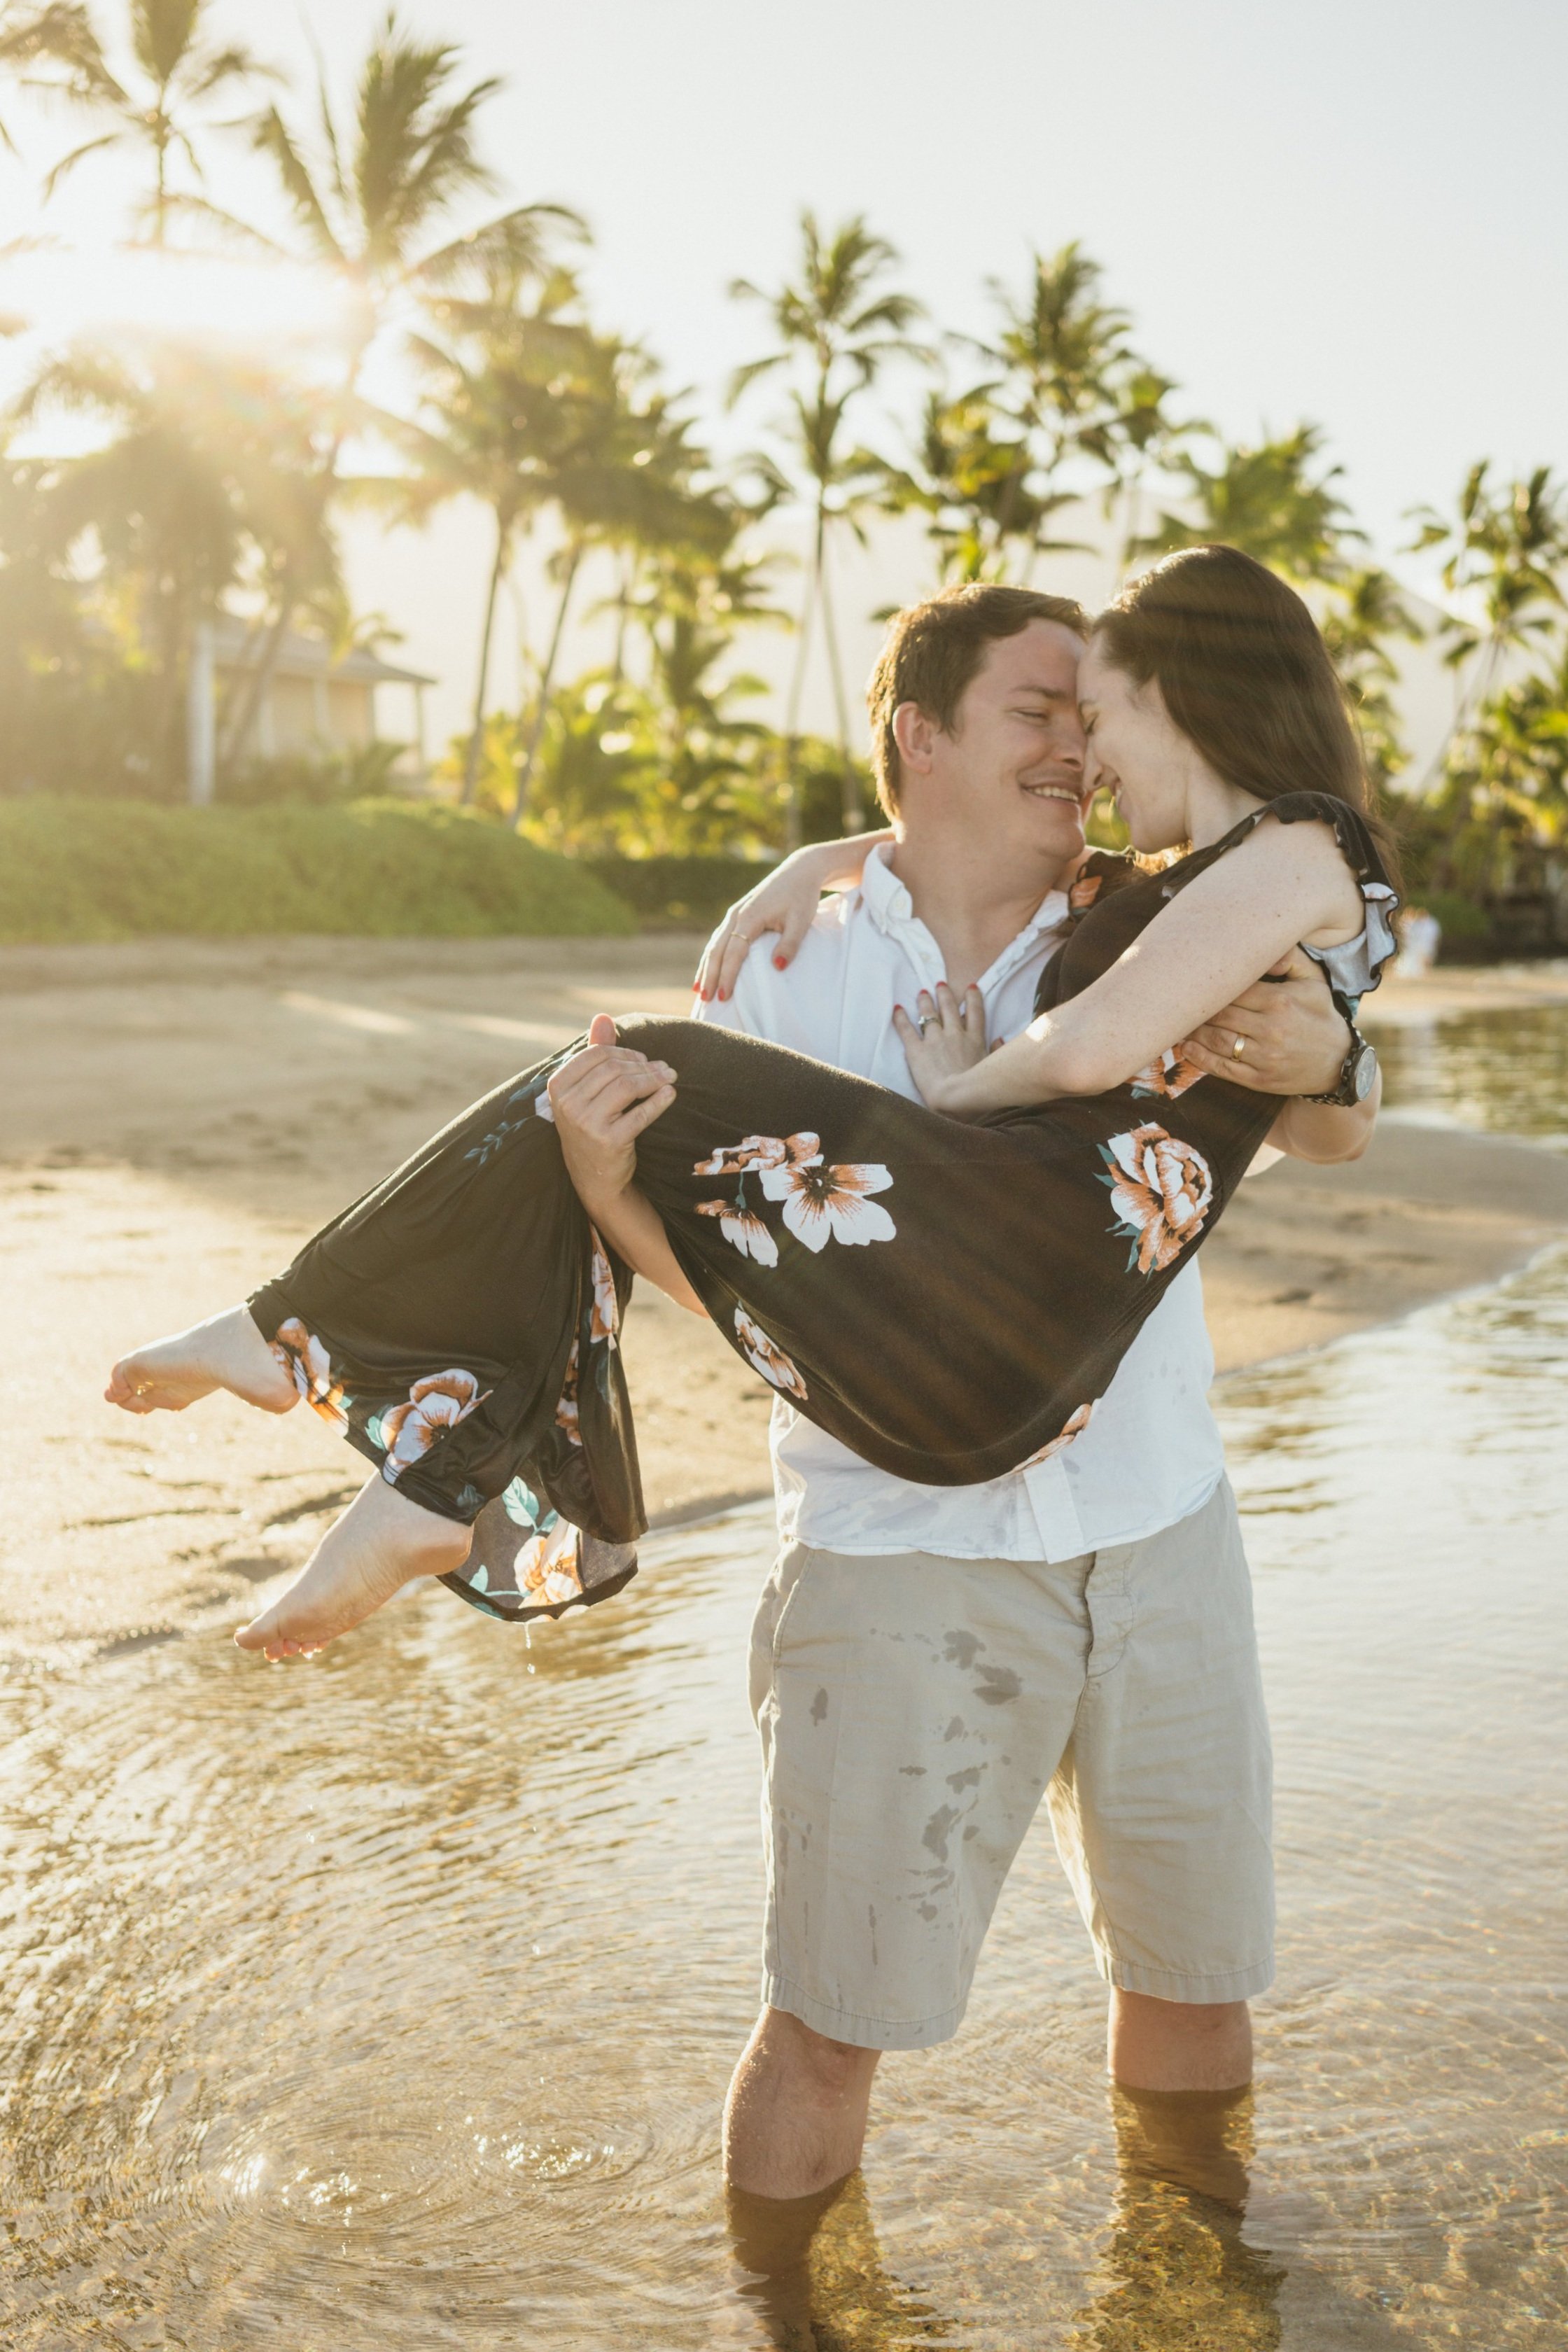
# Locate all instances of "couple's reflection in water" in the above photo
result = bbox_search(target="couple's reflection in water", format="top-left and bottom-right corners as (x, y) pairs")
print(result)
(727, 2087), (1283, 2350)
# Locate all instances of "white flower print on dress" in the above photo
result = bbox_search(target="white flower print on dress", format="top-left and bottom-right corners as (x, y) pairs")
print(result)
(589, 1228), (620, 1347)
(1015, 1400), (1096, 1470)
(378, 1369), (486, 1481)
(515, 1517), (584, 1610)
(1131, 1045), (1205, 1100)
(270, 1317), (346, 1425)
(695, 1196), (780, 1265)
(1099, 1124), (1214, 1275)
(757, 1149), (895, 1251)
(734, 1306), (808, 1401)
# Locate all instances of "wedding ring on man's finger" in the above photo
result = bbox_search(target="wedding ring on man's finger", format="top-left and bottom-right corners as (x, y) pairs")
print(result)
(1231, 1034), (1247, 1060)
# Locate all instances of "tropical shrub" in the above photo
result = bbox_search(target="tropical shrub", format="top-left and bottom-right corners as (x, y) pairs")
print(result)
(0, 798), (636, 941)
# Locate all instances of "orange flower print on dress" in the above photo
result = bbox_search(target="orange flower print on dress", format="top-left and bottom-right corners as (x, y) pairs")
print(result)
(1131, 1045), (1206, 1100)
(694, 1133), (815, 1179)
(379, 1369), (486, 1481)
(757, 1147), (895, 1251)
(556, 1338), (582, 1446)
(734, 1306), (808, 1401)
(589, 1228), (620, 1348)
(1070, 872), (1102, 912)
(1100, 1124), (1214, 1275)
(1015, 1400), (1096, 1471)
(516, 1517), (584, 1610)
(271, 1318), (346, 1426)
(695, 1196), (780, 1266)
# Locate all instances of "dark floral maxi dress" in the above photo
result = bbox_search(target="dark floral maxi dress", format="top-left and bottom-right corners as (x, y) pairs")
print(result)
(247, 792), (1397, 1624)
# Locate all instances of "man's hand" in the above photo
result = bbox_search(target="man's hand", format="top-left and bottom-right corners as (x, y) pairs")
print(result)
(1177, 948), (1348, 1096)
(547, 1015), (677, 1214)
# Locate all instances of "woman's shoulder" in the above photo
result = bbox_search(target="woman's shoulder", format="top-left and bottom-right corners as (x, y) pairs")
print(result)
(1252, 790), (1392, 886)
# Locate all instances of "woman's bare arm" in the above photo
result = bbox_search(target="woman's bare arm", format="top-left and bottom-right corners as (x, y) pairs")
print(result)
(546, 1029), (705, 1315)
(899, 816), (1366, 1116)
(694, 830), (894, 1002)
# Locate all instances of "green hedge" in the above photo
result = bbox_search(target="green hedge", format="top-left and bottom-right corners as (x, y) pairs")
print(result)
(0, 798), (636, 941)
(584, 853), (778, 930)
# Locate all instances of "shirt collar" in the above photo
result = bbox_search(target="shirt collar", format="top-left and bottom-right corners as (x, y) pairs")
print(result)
(859, 841), (1072, 987)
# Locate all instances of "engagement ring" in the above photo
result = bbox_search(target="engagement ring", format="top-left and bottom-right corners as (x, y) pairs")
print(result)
(1232, 1035), (1246, 1060)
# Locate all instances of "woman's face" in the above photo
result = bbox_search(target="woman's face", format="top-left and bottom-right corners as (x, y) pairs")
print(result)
(1077, 638), (1194, 852)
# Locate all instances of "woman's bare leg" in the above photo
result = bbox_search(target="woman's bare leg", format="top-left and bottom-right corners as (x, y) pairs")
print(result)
(235, 1474), (472, 1660)
(106, 1306), (296, 1416)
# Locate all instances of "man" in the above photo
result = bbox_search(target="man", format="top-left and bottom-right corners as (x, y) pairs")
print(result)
(552, 584), (1377, 2203)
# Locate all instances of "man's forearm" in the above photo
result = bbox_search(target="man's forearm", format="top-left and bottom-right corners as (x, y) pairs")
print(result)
(1266, 1070), (1380, 1164)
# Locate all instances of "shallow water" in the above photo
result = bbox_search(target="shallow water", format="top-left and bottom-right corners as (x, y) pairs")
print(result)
(4, 1014), (1567, 2348)
(1372, 990), (1568, 1147)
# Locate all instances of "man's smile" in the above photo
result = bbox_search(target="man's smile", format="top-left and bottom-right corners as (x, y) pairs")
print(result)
(1021, 783), (1084, 804)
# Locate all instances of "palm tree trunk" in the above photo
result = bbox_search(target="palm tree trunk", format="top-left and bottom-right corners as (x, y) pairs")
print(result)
(816, 521), (860, 833)
(217, 587), (290, 771)
(780, 539), (820, 856)
(463, 513), (510, 805)
(510, 540), (583, 829)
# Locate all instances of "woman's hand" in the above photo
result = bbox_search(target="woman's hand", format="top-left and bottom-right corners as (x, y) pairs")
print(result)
(694, 831), (892, 1003)
(547, 1016), (677, 1211)
(891, 981), (988, 1110)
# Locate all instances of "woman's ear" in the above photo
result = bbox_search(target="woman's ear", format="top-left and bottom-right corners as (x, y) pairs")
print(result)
(891, 699), (938, 778)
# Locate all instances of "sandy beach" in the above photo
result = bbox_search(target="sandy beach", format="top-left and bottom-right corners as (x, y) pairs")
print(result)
(6, 937), (1567, 1657)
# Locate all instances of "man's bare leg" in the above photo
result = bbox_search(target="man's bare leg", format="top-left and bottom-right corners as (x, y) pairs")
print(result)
(234, 1474), (472, 1660)
(724, 2007), (881, 2198)
(106, 1306), (295, 1416)
(1109, 1991), (1252, 2092)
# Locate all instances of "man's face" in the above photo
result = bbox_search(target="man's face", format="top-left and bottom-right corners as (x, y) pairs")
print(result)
(917, 620), (1093, 876)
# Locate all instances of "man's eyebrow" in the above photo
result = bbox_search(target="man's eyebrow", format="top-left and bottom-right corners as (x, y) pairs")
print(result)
(1011, 685), (1074, 704)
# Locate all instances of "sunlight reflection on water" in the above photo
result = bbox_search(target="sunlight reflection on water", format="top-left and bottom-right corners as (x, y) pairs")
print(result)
(1, 1016), (1564, 2347)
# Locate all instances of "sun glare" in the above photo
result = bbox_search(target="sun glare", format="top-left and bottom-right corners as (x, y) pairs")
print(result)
(0, 241), (358, 355)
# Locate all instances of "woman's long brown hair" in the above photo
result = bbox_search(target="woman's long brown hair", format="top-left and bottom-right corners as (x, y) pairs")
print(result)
(1094, 544), (1398, 872)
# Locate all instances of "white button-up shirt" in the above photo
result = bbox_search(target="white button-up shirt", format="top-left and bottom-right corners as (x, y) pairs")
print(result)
(693, 844), (1226, 1562)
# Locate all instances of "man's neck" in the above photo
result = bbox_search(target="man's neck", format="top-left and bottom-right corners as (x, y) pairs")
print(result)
(886, 832), (1072, 988)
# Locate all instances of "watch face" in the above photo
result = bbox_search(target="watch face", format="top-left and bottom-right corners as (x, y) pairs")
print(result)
(1352, 1043), (1379, 1101)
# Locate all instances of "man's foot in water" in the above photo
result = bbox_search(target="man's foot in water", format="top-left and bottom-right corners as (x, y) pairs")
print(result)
(106, 1306), (298, 1416)
(235, 1474), (472, 1660)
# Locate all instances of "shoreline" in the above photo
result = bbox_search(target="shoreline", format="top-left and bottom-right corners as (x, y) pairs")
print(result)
(5, 939), (1566, 1655)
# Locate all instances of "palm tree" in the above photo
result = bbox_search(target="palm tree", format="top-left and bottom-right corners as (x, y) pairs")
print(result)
(8, 0), (270, 244)
(729, 211), (925, 839)
(881, 384), (1064, 584)
(503, 345), (729, 827)
(12, 339), (332, 788)
(1407, 463), (1567, 743)
(1320, 565), (1426, 797)
(398, 257), (587, 802)
(962, 242), (1131, 579)
(1104, 363), (1197, 579)
(218, 10), (580, 768)
(0, 1), (94, 154)
(1143, 424), (1358, 583)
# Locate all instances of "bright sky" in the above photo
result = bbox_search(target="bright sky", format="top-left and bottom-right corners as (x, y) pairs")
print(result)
(3, 0), (1565, 755)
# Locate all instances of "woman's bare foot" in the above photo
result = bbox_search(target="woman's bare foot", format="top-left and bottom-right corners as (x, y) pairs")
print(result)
(235, 1474), (472, 1660)
(106, 1306), (296, 1417)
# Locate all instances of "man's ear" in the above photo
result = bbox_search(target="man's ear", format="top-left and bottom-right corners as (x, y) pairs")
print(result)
(891, 700), (939, 777)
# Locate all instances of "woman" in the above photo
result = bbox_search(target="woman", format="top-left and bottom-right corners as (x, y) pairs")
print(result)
(106, 548), (1396, 1660)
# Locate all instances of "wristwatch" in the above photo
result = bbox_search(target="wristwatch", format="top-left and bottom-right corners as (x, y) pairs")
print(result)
(1302, 1020), (1378, 1107)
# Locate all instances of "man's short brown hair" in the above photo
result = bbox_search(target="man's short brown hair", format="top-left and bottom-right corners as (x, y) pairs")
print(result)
(866, 584), (1090, 816)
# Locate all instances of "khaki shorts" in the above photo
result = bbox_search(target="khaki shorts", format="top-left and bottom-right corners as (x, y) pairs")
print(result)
(748, 1478), (1273, 2050)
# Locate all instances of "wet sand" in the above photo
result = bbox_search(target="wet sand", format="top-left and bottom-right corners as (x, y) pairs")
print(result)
(6, 939), (1567, 1654)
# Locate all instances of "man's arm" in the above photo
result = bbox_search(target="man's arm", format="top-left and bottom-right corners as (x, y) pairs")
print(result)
(1177, 949), (1376, 1165)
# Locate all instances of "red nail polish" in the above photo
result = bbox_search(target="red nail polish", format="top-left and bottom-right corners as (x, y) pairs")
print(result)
(774, 955), (788, 969)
